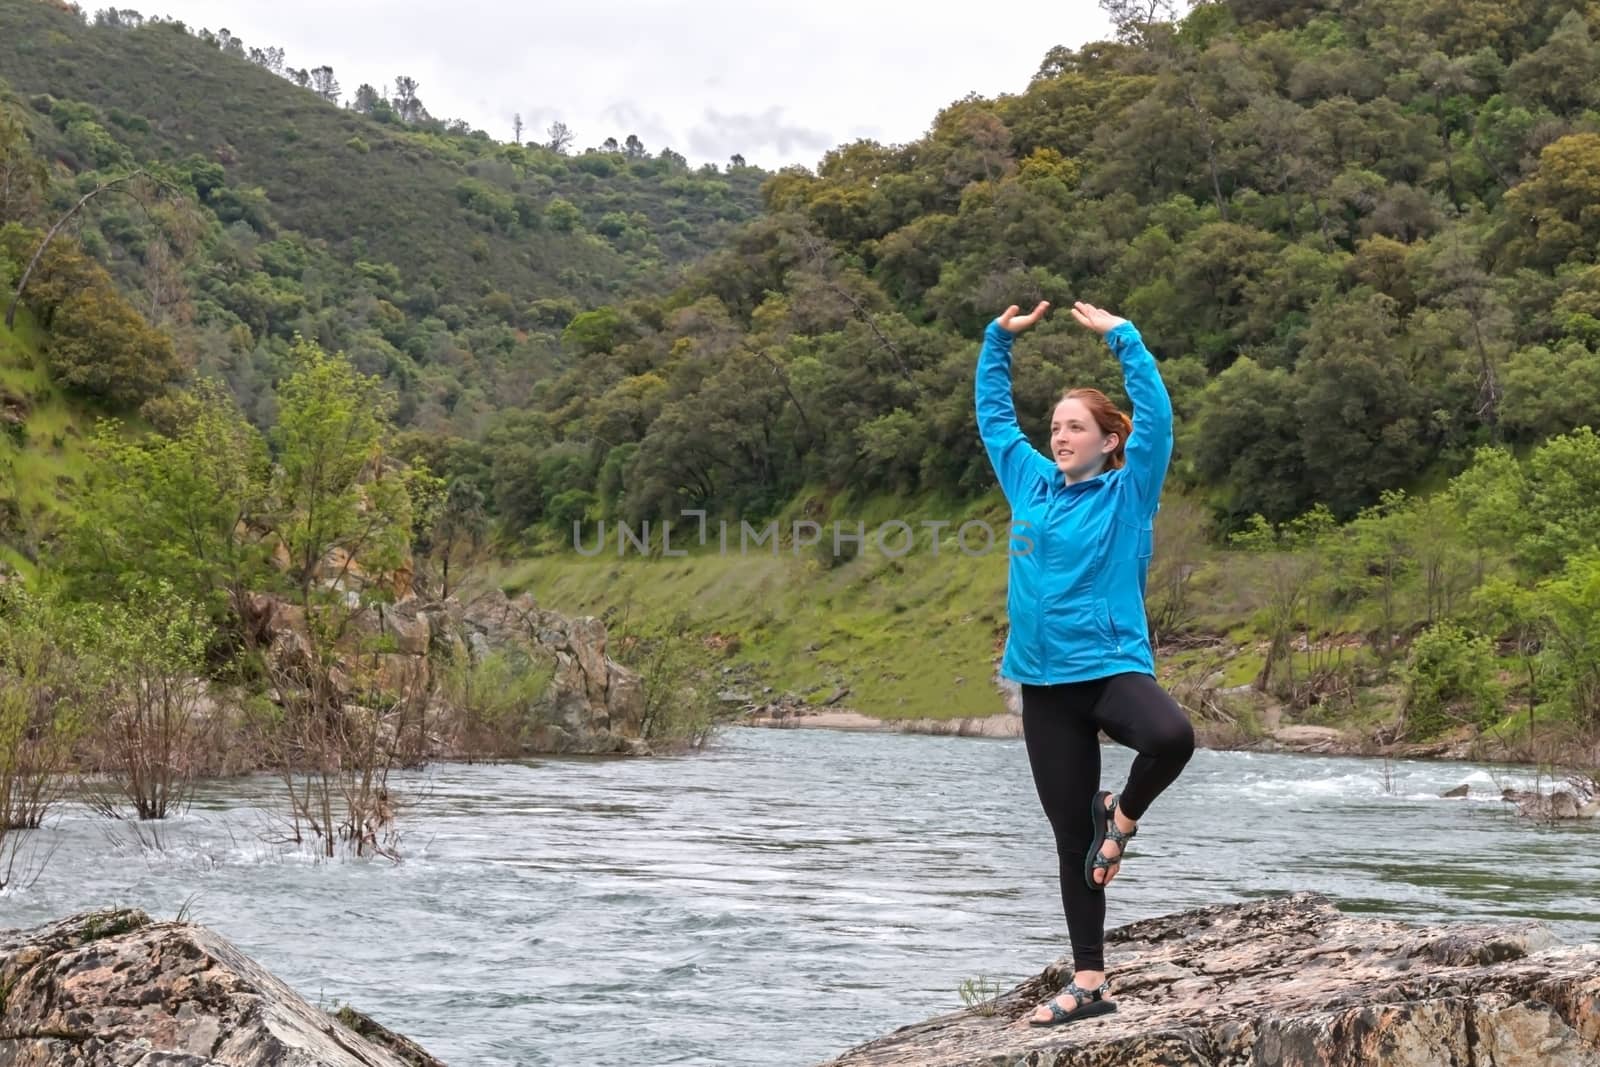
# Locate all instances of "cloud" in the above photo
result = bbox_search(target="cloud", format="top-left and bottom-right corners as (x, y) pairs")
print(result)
(143, 0), (1120, 168)
(687, 107), (836, 167)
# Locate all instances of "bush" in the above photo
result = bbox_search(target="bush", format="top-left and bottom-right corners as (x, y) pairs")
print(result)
(1402, 622), (1503, 740)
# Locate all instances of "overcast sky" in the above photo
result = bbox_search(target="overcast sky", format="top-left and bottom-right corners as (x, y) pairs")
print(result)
(142, 1), (1117, 170)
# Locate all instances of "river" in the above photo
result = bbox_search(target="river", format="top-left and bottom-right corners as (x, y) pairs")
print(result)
(3, 727), (1596, 1066)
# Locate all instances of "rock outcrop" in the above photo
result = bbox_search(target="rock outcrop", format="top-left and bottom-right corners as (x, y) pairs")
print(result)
(242, 587), (646, 757)
(0, 909), (445, 1066)
(823, 893), (1600, 1067)
(448, 588), (646, 753)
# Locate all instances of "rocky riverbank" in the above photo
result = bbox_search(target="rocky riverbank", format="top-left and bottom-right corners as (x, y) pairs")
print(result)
(822, 892), (1600, 1067)
(10, 894), (1597, 1067)
(735, 691), (1584, 765)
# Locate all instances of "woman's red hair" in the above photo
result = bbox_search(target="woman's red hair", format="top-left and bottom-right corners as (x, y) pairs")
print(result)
(1059, 389), (1132, 470)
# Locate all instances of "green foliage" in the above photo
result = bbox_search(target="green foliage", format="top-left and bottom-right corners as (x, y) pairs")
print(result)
(0, 585), (86, 843)
(1533, 552), (1600, 727)
(1402, 622), (1502, 740)
(1451, 429), (1600, 575)
(272, 339), (412, 597)
(562, 306), (625, 355)
(61, 382), (271, 615)
(70, 577), (214, 819)
(46, 280), (183, 407)
(612, 612), (723, 751)
(4, 0), (1600, 760)
(439, 646), (556, 760)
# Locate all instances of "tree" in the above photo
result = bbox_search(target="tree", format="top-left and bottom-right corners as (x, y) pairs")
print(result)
(1521, 428), (1600, 575)
(74, 581), (214, 820)
(1401, 622), (1502, 739)
(1505, 11), (1600, 114)
(1292, 292), (1427, 518)
(5, 169), (150, 329)
(248, 46), (285, 75)
(1535, 553), (1600, 728)
(62, 382), (272, 622)
(730, 153), (746, 168)
(512, 112), (523, 145)
(427, 476), (487, 598)
(0, 112), (48, 224)
(1503, 133), (1600, 268)
(623, 134), (646, 159)
(1099, 0), (1182, 42)
(1191, 356), (1306, 525)
(1412, 234), (1512, 437)
(1229, 506), (1338, 699)
(252, 344), (424, 860)
(1500, 342), (1600, 441)
(47, 281), (185, 407)
(272, 339), (412, 599)
(392, 75), (424, 123)
(351, 83), (384, 115)
(309, 65), (340, 104)
(0, 587), (87, 887)
(546, 121), (574, 153)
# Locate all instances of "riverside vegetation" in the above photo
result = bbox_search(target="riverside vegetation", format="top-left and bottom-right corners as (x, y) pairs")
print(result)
(3, 0), (1600, 885)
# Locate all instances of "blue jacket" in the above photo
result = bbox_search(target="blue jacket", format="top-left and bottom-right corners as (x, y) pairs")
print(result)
(975, 319), (1174, 685)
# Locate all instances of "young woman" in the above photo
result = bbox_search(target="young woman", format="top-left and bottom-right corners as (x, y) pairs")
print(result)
(975, 300), (1195, 1027)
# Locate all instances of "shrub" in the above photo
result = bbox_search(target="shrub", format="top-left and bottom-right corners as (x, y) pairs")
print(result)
(1402, 622), (1503, 740)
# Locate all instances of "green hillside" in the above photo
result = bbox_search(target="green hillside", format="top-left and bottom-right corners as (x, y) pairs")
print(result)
(0, 1), (763, 305)
(0, 310), (98, 576)
(0, 0), (766, 443)
(1, 0), (1597, 763)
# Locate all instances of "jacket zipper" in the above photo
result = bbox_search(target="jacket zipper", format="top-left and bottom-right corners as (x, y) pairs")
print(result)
(1039, 495), (1049, 679)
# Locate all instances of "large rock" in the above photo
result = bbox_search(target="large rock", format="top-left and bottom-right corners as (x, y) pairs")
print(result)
(0, 909), (444, 1066)
(242, 588), (648, 757)
(823, 893), (1600, 1066)
(453, 589), (646, 751)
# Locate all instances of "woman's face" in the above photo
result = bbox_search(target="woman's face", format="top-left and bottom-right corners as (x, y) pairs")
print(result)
(1050, 397), (1117, 482)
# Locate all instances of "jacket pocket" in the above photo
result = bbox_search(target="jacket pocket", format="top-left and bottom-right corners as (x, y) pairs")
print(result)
(1111, 515), (1153, 563)
(1096, 598), (1121, 652)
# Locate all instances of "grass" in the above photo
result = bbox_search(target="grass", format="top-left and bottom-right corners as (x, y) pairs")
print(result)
(500, 493), (1017, 719)
(0, 310), (96, 562)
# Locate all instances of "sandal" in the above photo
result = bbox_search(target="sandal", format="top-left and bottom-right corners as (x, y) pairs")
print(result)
(1027, 977), (1116, 1027)
(1084, 790), (1137, 891)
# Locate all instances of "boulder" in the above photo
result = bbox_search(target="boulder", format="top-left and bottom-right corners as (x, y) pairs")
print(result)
(823, 892), (1600, 1067)
(0, 909), (444, 1066)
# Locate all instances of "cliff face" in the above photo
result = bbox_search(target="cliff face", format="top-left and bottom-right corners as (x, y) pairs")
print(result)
(823, 893), (1600, 1067)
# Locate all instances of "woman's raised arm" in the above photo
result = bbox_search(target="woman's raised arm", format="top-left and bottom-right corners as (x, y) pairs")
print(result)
(975, 302), (1058, 502)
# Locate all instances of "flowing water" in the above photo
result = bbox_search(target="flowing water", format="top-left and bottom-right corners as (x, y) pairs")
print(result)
(3, 727), (1597, 1066)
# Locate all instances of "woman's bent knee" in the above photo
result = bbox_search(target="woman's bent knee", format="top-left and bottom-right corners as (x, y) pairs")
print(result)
(1160, 718), (1196, 763)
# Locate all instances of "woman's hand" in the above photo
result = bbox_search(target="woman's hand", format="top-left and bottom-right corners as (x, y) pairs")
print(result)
(1070, 302), (1127, 336)
(996, 301), (1050, 335)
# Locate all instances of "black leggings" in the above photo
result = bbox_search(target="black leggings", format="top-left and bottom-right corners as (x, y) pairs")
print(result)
(1021, 672), (1195, 973)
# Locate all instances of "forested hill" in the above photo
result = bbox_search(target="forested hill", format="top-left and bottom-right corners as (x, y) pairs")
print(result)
(0, 0), (766, 433)
(3, 0), (1600, 744)
(4, 0), (1600, 541)
(467, 0), (1600, 536)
